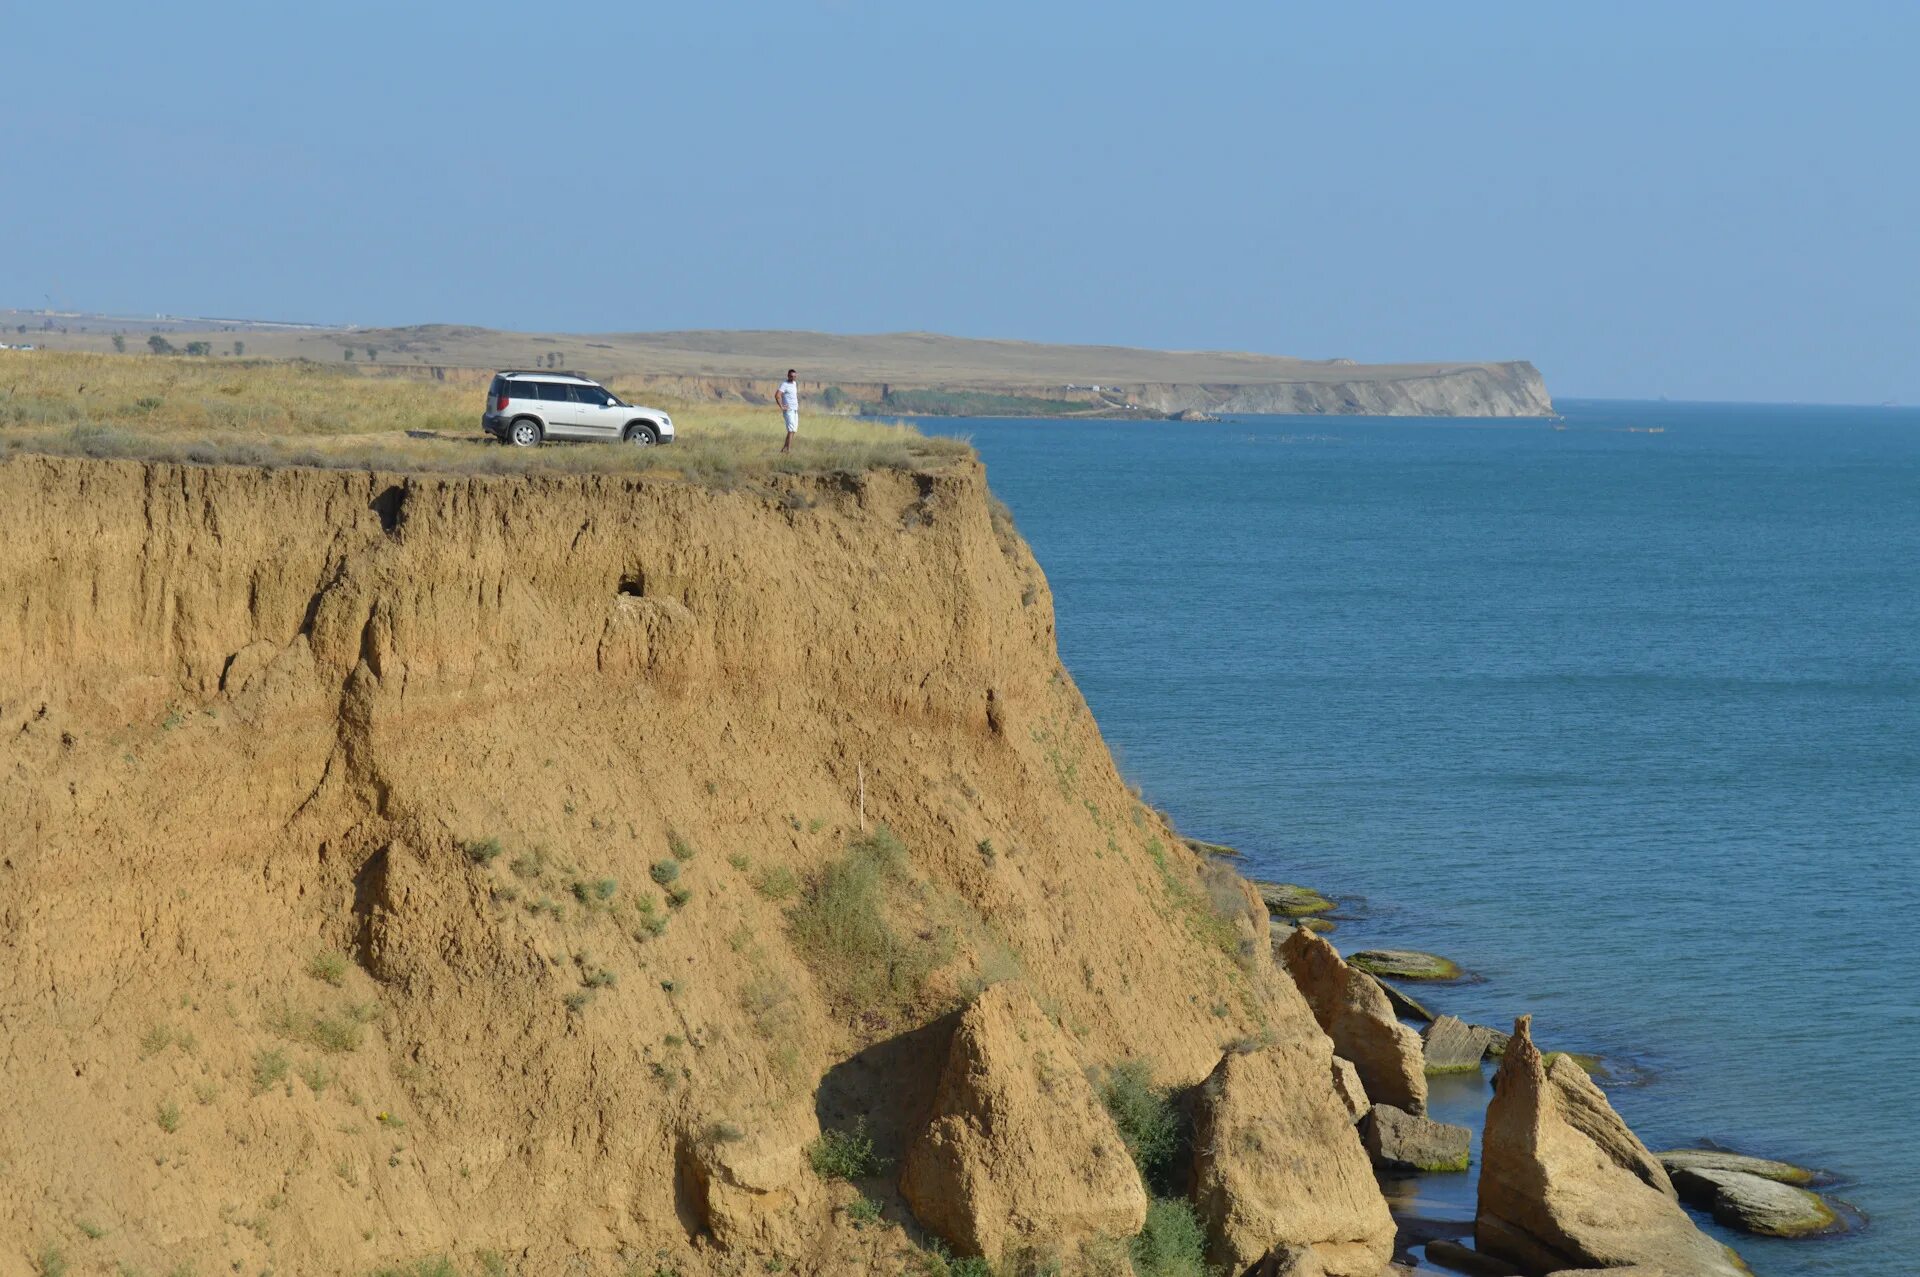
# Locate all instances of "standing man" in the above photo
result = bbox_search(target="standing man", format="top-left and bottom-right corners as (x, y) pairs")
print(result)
(777, 369), (800, 453)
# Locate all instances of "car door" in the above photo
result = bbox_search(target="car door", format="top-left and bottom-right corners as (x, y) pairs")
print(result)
(537, 381), (588, 438)
(567, 383), (621, 439)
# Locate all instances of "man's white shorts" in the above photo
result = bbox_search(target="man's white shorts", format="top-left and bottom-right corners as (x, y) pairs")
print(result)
(784, 409), (799, 433)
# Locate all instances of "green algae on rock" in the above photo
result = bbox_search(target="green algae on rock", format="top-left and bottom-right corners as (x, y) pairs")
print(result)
(1670, 1165), (1849, 1238)
(1656, 1148), (1824, 1186)
(1254, 881), (1337, 916)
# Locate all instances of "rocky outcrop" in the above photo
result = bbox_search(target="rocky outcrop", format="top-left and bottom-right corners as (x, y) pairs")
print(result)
(1670, 1166), (1846, 1237)
(1477, 1017), (1745, 1276)
(1424, 1015), (1501, 1073)
(1189, 1037), (1396, 1277)
(1360, 1105), (1471, 1173)
(1280, 927), (1428, 1114)
(900, 984), (1146, 1262)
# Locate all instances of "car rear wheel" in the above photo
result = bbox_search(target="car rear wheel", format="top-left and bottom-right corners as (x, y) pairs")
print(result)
(625, 423), (658, 446)
(509, 419), (542, 447)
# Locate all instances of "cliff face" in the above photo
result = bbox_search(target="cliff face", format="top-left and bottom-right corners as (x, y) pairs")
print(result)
(1133, 361), (1554, 418)
(0, 455), (1345, 1275)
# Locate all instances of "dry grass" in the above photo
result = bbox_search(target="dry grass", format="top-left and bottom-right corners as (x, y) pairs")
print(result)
(0, 350), (973, 480)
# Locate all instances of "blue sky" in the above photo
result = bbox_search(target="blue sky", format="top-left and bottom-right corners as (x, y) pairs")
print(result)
(5, 1), (1916, 404)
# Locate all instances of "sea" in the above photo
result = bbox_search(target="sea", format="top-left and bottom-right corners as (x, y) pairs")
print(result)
(919, 399), (1918, 1277)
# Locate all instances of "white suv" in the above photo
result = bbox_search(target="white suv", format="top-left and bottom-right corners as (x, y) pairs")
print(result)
(482, 371), (675, 447)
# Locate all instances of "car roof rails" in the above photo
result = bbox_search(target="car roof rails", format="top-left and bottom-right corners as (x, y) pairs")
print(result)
(498, 369), (595, 381)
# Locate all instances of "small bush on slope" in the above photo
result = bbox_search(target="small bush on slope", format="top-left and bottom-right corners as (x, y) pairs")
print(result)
(788, 828), (951, 1013)
(1130, 1198), (1214, 1277)
(1101, 1059), (1181, 1194)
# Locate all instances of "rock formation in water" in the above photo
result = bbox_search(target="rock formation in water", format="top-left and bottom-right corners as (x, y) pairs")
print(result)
(1477, 1016), (1746, 1276)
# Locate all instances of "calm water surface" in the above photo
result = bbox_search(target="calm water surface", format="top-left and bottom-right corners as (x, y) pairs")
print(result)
(922, 400), (1919, 1277)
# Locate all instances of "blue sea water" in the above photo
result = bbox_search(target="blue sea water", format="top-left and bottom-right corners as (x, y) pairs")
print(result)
(921, 400), (1919, 1277)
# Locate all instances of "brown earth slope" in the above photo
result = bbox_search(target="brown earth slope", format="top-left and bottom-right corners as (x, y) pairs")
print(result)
(0, 454), (1367, 1275)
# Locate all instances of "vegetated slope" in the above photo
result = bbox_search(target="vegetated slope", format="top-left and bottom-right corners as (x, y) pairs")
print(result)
(20, 321), (1556, 417)
(0, 454), (1322, 1275)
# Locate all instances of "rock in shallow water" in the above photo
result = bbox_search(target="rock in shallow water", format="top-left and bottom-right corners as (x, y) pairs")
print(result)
(1377, 978), (1434, 1023)
(1656, 1146), (1822, 1185)
(1424, 1015), (1499, 1073)
(1425, 1238), (1522, 1276)
(1670, 1166), (1848, 1238)
(1255, 880), (1337, 916)
(1350, 949), (1463, 981)
(1361, 1103), (1471, 1172)
(1476, 1015), (1745, 1277)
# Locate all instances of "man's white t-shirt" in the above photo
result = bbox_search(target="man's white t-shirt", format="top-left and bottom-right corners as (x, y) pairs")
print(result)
(777, 380), (799, 412)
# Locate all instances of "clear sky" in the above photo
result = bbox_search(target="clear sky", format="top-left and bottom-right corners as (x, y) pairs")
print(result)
(6, 1), (1916, 404)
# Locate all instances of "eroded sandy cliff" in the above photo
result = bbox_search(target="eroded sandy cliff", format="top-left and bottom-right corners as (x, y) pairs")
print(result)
(0, 455), (1373, 1275)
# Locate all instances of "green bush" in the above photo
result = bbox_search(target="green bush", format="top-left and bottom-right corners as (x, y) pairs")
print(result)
(808, 1120), (884, 1180)
(1101, 1059), (1181, 1194)
(649, 859), (681, 886)
(1129, 1198), (1212, 1277)
(251, 1047), (290, 1093)
(371, 1260), (459, 1277)
(847, 1194), (883, 1228)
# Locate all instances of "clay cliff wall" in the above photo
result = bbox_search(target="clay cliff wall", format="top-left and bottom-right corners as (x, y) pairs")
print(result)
(0, 455), (1330, 1275)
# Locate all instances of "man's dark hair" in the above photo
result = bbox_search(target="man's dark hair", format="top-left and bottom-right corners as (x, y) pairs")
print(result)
(787, 369), (796, 378)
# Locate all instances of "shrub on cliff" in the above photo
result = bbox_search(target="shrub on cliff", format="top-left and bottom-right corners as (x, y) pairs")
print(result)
(1102, 1059), (1182, 1194)
(1130, 1198), (1212, 1277)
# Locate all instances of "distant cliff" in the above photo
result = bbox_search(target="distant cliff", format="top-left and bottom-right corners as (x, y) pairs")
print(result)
(1132, 361), (1553, 418)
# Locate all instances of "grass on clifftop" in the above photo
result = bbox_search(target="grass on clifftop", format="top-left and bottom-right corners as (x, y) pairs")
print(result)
(0, 350), (972, 479)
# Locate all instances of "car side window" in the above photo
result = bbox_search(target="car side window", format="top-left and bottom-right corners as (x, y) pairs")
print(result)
(535, 382), (568, 402)
(570, 384), (607, 406)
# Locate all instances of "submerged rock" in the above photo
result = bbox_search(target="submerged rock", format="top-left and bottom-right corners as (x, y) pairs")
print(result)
(899, 983), (1145, 1262)
(1424, 1015), (1499, 1073)
(1670, 1166), (1848, 1238)
(1190, 1033), (1396, 1277)
(1350, 949), (1463, 981)
(1360, 1104), (1471, 1173)
(1477, 1015), (1745, 1276)
(1256, 880), (1338, 916)
(1184, 836), (1241, 859)
(1657, 1146), (1823, 1185)
(1279, 926), (1428, 1115)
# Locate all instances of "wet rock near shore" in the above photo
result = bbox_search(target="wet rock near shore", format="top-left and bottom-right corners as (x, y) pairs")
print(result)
(1184, 836), (1241, 859)
(1656, 1146), (1825, 1186)
(1361, 1104), (1471, 1173)
(1280, 926), (1428, 1115)
(1424, 1015), (1500, 1073)
(1670, 1165), (1849, 1238)
(1426, 1238), (1522, 1277)
(1378, 979), (1434, 1023)
(1350, 948), (1463, 981)
(1256, 880), (1338, 916)
(1476, 1015), (1745, 1277)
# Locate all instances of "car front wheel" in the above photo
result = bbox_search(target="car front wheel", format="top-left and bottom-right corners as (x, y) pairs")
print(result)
(625, 424), (658, 446)
(509, 419), (542, 447)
